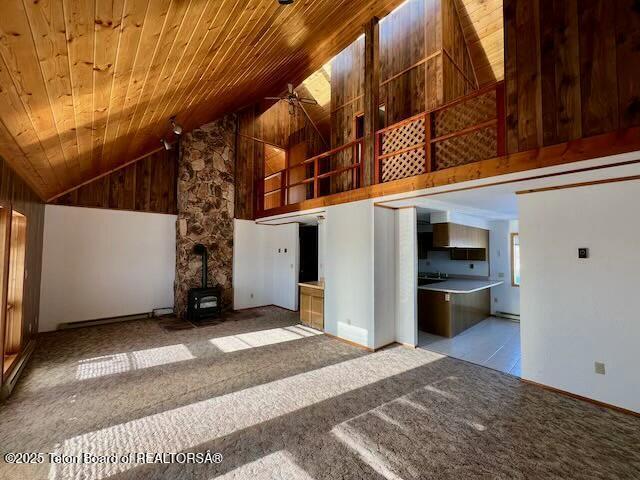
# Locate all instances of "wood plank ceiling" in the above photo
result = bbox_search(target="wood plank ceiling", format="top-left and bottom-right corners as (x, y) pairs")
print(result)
(456, 0), (504, 85)
(0, 0), (407, 200)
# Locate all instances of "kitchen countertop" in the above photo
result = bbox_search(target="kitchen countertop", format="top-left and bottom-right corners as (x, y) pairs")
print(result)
(418, 278), (503, 294)
(299, 280), (325, 290)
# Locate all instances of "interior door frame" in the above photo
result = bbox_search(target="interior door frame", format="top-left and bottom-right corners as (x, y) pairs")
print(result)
(0, 201), (13, 386)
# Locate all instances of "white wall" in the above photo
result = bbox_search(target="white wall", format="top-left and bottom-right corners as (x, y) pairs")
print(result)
(519, 181), (640, 413)
(39, 205), (176, 332)
(233, 220), (299, 311)
(233, 220), (269, 308)
(324, 200), (375, 348)
(266, 223), (300, 311)
(395, 208), (418, 346)
(374, 207), (396, 349)
(489, 219), (520, 315)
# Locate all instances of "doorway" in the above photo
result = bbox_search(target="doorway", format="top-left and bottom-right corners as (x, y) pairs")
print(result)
(1, 208), (27, 376)
(299, 225), (318, 283)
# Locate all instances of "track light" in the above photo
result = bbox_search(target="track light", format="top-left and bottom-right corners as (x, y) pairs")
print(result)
(160, 138), (172, 151)
(170, 116), (183, 136)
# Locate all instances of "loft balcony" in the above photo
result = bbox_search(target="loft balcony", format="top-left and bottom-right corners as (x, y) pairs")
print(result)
(257, 82), (505, 218)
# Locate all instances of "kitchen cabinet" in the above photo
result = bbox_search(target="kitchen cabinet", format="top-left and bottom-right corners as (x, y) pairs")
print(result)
(299, 283), (324, 330)
(450, 248), (487, 261)
(433, 223), (488, 250)
(418, 288), (490, 337)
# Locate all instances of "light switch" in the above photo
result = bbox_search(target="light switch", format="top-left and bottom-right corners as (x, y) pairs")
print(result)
(594, 362), (605, 375)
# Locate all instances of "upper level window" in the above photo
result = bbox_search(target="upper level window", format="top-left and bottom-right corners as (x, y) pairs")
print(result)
(511, 233), (520, 287)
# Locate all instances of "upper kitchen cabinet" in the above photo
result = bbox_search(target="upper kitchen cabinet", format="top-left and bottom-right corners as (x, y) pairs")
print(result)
(433, 223), (489, 249)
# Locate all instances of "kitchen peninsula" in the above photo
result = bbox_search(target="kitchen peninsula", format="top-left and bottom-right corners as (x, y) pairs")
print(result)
(418, 278), (503, 338)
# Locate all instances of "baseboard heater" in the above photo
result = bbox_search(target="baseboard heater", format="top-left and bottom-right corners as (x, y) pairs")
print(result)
(58, 312), (152, 330)
(495, 311), (520, 321)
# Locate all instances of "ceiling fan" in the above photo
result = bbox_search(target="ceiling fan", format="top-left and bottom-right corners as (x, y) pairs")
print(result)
(265, 83), (317, 115)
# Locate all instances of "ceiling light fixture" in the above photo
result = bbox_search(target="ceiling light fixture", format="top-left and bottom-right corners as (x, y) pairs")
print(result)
(160, 138), (172, 151)
(170, 116), (183, 136)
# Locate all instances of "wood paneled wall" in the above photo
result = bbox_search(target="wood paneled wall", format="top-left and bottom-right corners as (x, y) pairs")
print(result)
(505, 0), (640, 154)
(0, 155), (44, 391)
(378, 0), (477, 124)
(51, 149), (178, 214)
(235, 100), (327, 220)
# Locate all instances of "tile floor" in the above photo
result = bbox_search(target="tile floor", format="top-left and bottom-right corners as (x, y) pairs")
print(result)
(418, 316), (521, 376)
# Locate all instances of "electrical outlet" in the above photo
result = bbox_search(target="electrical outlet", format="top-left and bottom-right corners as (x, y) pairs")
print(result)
(494, 297), (498, 303)
(594, 362), (606, 375)
(469, 263), (474, 269)
(250, 293), (254, 299)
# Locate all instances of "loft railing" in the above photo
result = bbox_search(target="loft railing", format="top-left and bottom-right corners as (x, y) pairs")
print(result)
(375, 81), (505, 183)
(260, 139), (362, 213)
(259, 81), (505, 213)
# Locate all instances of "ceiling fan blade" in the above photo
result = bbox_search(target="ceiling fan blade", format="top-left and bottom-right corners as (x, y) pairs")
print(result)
(264, 97), (283, 101)
(288, 83), (294, 94)
(299, 98), (318, 105)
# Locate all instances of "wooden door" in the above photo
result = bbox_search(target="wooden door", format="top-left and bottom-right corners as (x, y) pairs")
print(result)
(0, 206), (10, 379)
(4, 210), (26, 375)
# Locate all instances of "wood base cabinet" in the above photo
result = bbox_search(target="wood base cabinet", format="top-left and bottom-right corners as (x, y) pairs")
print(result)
(300, 285), (324, 331)
(418, 288), (490, 338)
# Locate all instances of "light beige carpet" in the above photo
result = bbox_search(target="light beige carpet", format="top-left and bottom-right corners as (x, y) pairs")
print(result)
(1, 306), (638, 479)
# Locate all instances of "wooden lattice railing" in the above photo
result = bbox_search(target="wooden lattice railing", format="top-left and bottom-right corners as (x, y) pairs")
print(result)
(260, 82), (505, 213)
(375, 81), (505, 183)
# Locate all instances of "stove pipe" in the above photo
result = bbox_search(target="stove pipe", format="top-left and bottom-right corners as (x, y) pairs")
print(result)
(193, 244), (208, 288)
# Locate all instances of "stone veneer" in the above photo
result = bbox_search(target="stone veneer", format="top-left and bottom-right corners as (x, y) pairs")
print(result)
(175, 114), (236, 318)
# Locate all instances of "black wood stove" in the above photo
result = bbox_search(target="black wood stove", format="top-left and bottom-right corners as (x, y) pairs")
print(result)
(187, 244), (222, 322)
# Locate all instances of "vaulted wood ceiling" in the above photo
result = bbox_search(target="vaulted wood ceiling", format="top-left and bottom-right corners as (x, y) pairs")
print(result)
(0, 0), (502, 200)
(456, 0), (504, 85)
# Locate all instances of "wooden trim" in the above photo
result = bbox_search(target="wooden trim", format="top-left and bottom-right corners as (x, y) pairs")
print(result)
(379, 51), (442, 87)
(316, 163), (360, 180)
(430, 119), (497, 144)
(376, 111), (426, 135)
(1, 339), (34, 400)
(305, 138), (364, 163)
(47, 147), (164, 202)
(0, 202), (10, 387)
(264, 170), (285, 181)
(256, 126), (640, 219)
(378, 143), (426, 161)
(330, 94), (365, 114)
(237, 133), (286, 150)
(516, 175), (640, 195)
(429, 81), (504, 114)
(442, 48), (477, 88)
(521, 379), (640, 418)
(324, 332), (374, 352)
(510, 232), (520, 287)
